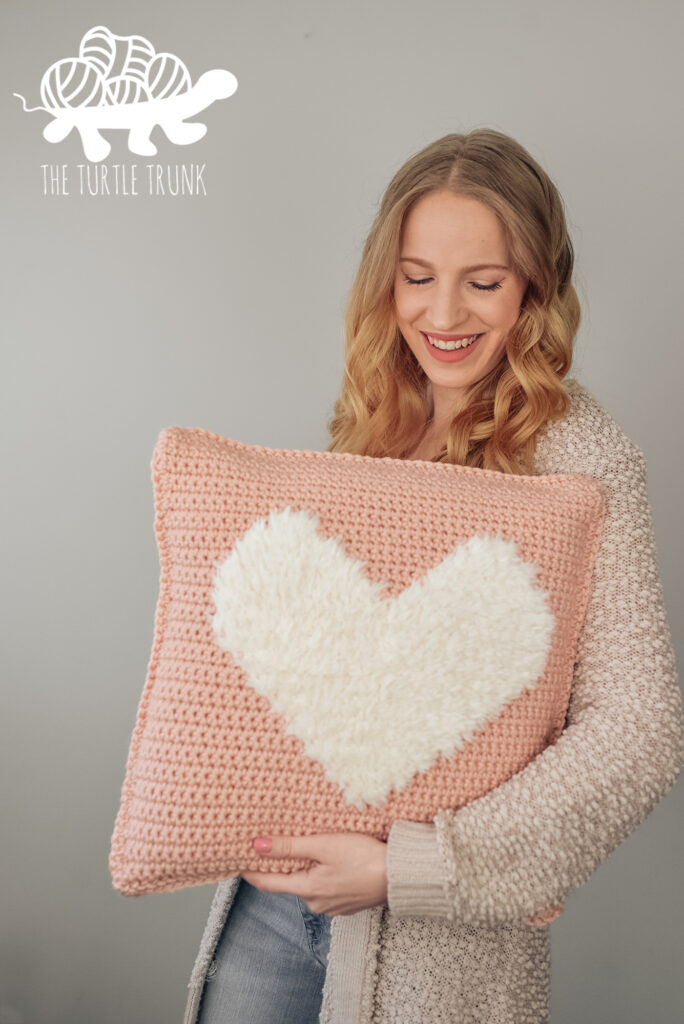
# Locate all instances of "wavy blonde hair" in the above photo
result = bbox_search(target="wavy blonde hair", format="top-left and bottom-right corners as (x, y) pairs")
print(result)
(326, 129), (580, 474)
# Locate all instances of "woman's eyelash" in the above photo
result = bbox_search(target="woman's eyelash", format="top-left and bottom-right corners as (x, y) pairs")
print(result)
(402, 274), (503, 292)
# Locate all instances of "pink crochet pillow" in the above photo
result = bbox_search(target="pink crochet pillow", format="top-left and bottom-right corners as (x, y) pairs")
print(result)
(109, 428), (605, 927)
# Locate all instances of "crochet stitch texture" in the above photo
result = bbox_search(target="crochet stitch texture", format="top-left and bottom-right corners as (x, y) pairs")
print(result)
(110, 403), (605, 936)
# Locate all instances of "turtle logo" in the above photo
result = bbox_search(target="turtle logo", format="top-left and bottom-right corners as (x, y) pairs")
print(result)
(13, 24), (238, 162)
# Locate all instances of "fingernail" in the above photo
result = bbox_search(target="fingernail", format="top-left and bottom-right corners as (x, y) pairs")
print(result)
(253, 837), (272, 853)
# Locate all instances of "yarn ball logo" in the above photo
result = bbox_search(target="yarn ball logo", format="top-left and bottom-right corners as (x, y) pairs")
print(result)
(13, 24), (238, 163)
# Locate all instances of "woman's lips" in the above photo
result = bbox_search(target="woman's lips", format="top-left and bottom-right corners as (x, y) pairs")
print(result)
(420, 331), (484, 362)
(424, 331), (478, 341)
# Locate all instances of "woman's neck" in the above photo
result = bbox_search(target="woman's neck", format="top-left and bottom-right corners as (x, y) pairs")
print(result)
(405, 423), (447, 461)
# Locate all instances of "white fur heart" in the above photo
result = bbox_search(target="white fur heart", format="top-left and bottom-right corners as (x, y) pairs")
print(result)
(211, 507), (555, 809)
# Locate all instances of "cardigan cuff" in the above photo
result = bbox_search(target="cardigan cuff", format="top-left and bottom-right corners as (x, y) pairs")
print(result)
(386, 819), (451, 920)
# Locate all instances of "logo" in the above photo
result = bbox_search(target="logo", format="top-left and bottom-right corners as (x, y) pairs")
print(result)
(13, 24), (238, 163)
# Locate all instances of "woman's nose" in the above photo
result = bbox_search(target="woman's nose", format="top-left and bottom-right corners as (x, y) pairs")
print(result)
(427, 287), (469, 331)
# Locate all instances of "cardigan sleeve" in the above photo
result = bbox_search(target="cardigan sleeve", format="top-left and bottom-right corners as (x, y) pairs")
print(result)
(386, 440), (684, 927)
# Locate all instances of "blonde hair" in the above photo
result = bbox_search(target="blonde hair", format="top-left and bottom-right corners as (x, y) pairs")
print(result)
(326, 128), (580, 474)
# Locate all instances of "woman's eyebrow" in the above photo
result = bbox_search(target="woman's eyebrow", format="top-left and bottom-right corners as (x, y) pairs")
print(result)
(399, 257), (510, 272)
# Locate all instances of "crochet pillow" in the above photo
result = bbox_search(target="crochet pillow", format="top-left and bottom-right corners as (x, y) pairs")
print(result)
(109, 428), (605, 926)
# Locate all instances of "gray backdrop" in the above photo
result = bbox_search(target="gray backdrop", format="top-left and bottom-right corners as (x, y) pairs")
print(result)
(2, 1), (682, 1022)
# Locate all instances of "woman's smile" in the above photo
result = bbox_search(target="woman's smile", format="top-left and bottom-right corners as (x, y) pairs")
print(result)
(421, 331), (484, 360)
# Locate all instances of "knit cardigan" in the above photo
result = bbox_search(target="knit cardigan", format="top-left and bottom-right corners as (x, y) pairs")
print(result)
(181, 376), (683, 1024)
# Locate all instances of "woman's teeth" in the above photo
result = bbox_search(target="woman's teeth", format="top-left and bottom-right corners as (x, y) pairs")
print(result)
(426, 333), (480, 351)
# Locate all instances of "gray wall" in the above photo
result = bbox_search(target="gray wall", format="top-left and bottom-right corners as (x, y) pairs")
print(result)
(1, 1), (682, 1021)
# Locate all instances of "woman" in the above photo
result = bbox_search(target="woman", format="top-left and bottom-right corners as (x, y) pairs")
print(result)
(185, 129), (683, 1024)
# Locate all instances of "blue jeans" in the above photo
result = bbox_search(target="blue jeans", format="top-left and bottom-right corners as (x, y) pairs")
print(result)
(195, 878), (332, 1024)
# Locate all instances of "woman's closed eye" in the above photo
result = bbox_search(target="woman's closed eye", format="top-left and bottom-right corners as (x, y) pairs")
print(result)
(402, 274), (503, 292)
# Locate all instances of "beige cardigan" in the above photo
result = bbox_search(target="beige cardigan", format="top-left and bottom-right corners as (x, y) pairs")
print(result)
(182, 377), (683, 1024)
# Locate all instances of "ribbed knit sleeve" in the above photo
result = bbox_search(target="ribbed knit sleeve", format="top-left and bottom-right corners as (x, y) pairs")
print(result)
(386, 405), (683, 928)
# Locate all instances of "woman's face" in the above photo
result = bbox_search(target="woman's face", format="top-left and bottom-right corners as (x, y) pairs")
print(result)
(392, 190), (528, 422)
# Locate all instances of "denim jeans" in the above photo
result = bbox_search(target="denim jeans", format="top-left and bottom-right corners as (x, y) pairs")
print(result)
(195, 878), (332, 1024)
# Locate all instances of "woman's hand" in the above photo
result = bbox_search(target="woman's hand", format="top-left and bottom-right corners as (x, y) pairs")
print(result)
(240, 832), (388, 916)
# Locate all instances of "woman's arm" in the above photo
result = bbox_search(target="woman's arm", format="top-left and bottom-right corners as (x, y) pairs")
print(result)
(386, 440), (684, 927)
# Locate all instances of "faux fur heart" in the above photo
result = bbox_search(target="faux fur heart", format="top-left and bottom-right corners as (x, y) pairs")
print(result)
(211, 507), (555, 810)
